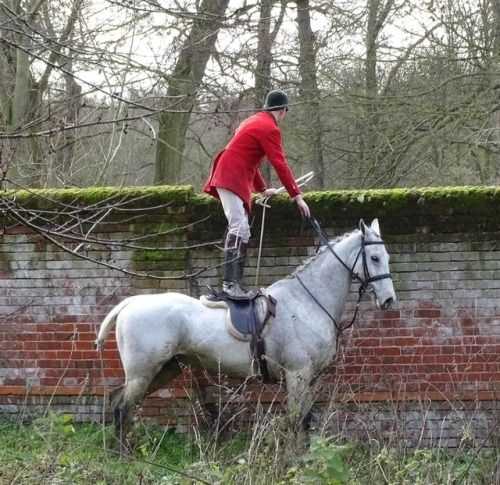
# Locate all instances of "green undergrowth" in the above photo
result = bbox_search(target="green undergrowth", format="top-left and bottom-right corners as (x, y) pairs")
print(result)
(0, 413), (499, 484)
(0, 414), (194, 485)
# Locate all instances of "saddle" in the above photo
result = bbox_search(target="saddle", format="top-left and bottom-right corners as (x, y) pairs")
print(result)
(200, 289), (276, 382)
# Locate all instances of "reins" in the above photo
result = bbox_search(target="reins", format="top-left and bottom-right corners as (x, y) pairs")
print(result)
(254, 171), (315, 286)
(254, 172), (392, 347)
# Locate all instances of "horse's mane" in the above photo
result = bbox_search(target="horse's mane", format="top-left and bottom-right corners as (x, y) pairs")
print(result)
(290, 229), (359, 277)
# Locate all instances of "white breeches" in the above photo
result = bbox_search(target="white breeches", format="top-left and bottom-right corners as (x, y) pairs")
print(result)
(216, 188), (251, 244)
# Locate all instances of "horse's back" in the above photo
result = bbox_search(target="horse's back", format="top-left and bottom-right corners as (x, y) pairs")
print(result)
(115, 292), (211, 356)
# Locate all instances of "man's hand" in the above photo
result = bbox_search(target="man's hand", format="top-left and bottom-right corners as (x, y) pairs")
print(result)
(294, 194), (311, 219)
(263, 188), (279, 197)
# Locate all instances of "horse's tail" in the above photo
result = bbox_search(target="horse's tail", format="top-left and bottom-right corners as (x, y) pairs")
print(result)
(95, 298), (133, 351)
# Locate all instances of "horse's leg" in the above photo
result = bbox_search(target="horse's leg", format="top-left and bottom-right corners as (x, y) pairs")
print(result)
(145, 357), (183, 396)
(110, 384), (124, 425)
(286, 367), (313, 447)
(113, 365), (163, 451)
(113, 356), (184, 446)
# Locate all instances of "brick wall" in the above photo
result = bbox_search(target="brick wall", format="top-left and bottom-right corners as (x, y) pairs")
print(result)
(2, 186), (500, 446)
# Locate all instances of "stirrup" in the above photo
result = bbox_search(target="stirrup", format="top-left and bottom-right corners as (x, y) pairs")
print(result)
(202, 285), (223, 301)
(222, 281), (255, 300)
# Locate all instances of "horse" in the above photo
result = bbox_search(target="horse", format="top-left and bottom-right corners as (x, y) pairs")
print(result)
(96, 218), (396, 442)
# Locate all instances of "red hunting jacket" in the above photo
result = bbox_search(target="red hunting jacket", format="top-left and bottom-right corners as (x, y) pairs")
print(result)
(203, 111), (301, 213)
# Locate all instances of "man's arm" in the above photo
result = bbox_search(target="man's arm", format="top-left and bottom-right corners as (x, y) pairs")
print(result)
(253, 168), (267, 193)
(260, 127), (301, 198)
(260, 127), (310, 217)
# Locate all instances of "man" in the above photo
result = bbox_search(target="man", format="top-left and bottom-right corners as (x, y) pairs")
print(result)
(203, 89), (311, 298)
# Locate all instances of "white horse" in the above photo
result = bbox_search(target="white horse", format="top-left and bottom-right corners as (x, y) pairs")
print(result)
(96, 219), (396, 437)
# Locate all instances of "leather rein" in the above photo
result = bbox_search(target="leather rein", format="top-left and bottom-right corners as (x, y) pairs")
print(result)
(295, 217), (392, 344)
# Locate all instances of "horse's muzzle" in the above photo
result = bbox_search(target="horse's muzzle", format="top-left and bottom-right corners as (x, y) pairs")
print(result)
(381, 297), (395, 310)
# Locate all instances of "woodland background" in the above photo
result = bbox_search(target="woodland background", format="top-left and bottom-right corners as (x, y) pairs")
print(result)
(1, 0), (500, 191)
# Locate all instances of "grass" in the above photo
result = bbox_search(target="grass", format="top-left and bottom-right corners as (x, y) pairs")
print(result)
(1, 412), (499, 484)
(0, 414), (195, 484)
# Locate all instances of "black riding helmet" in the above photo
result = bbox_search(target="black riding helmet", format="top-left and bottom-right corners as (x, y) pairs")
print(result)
(263, 89), (289, 111)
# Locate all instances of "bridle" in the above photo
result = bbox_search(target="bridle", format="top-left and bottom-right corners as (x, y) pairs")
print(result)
(295, 217), (392, 344)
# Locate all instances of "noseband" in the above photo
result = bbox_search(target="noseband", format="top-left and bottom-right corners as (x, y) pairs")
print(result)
(354, 237), (393, 291)
(295, 218), (393, 344)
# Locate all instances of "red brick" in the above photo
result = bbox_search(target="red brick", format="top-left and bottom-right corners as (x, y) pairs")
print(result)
(37, 341), (61, 350)
(354, 338), (380, 347)
(379, 319), (400, 328)
(383, 355), (422, 365)
(78, 351), (99, 360)
(17, 333), (40, 341)
(441, 345), (465, 354)
(37, 360), (62, 368)
(21, 351), (40, 359)
(0, 350), (22, 358)
(383, 337), (419, 347)
(74, 341), (94, 350)
(56, 351), (74, 360)
(404, 345), (441, 355)
(52, 332), (76, 341)
(476, 336), (500, 345)
(103, 369), (124, 377)
(378, 347), (401, 356)
(78, 332), (97, 341)
(102, 359), (122, 369)
(465, 345), (483, 353)
(36, 324), (59, 332)
(42, 369), (66, 378)
(74, 361), (95, 369)
(101, 350), (120, 360)
(22, 342), (37, 350)
(0, 341), (22, 350)
(358, 356), (383, 365)
(351, 328), (380, 338)
(3, 378), (26, 386)
(57, 341), (76, 350)
(411, 327), (430, 338)
(39, 378), (64, 386)
(414, 309), (441, 318)
(6, 359), (35, 368)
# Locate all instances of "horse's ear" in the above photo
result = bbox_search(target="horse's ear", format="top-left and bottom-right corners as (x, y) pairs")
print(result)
(359, 219), (367, 235)
(370, 218), (381, 236)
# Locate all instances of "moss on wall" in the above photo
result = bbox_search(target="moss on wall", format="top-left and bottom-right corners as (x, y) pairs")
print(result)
(0, 248), (11, 273)
(0, 185), (194, 210)
(130, 220), (189, 272)
(3, 184), (500, 237)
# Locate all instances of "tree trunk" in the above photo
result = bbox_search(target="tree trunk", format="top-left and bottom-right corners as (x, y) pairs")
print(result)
(491, 0), (500, 179)
(296, 0), (324, 188)
(254, 0), (286, 184)
(154, 0), (230, 185)
(362, 0), (394, 186)
(55, 57), (82, 178)
(255, 0), (274, 183)
(363, 0), (380, 183)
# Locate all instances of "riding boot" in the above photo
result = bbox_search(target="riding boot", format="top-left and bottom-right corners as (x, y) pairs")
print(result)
(238, 241), (248, 281)
(222, 236), (252, 298)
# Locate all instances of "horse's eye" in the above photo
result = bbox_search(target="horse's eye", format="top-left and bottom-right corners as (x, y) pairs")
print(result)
(371, 255), (379, 263)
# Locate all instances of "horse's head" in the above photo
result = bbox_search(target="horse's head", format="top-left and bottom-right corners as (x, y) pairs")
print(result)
(354, 219), (396, 310)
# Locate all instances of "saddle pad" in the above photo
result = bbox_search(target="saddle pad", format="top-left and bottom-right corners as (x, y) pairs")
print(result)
(200, 292), (275, 342)
(200, 292), (276, 381)
(225, 299), (259, 342)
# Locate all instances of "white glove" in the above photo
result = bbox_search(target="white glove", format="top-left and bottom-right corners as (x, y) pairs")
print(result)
(294, 194), (311, 219)
(263, 188), (279, 197)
